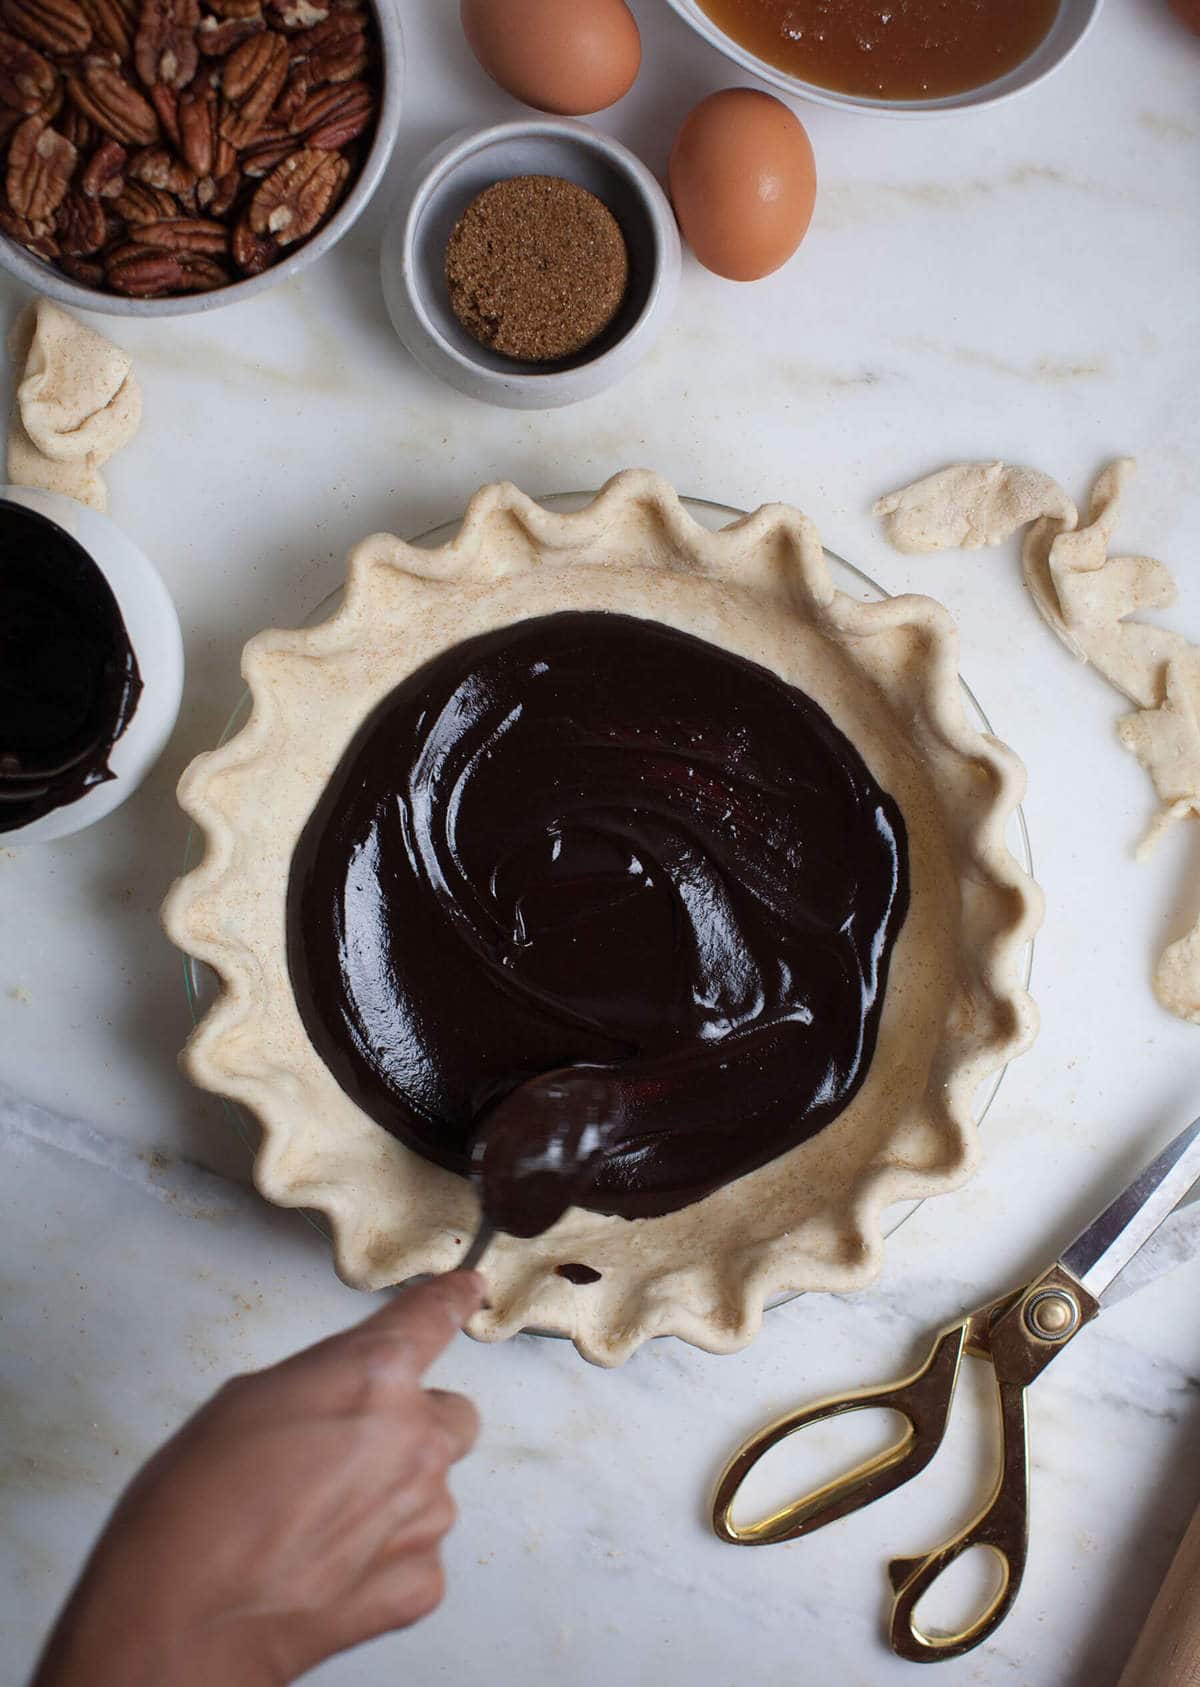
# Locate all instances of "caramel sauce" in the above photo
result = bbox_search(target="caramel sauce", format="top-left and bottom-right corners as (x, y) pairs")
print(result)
(695, 0), (1060, 100)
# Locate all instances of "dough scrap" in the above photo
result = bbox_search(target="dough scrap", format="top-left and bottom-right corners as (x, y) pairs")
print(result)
(1117, 655), (1200, 855)
(876, 455), (1200, 1026)
(6, 414), (108, 511)
(873, 462), (1076, 554)
(1044, 460), (1185, 708)
(18, 299), (141, 462)
(1156, 921), (1200, 1025)
(6, 299), (141, 513)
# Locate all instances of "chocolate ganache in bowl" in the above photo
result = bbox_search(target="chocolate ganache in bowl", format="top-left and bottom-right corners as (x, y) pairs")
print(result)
(0, 499), (142, 834)
(287, 612), (909, 1240)
(166, 472), (1040, 1364)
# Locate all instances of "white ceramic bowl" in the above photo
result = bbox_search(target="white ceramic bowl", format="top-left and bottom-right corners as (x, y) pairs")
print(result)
(380, 119), (681, 410)
(0, 0), (404, 317)
(662, 0), (1104, 117)
(1, 487), (184, 845)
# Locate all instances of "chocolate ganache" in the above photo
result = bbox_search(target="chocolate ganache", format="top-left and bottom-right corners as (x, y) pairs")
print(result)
(0, 500), (142, 833)
(287, 611), (909, 1236)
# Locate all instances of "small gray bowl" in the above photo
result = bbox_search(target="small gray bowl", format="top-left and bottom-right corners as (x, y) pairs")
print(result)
(0, 0), (404, 317)
(380, 119), (681, 410)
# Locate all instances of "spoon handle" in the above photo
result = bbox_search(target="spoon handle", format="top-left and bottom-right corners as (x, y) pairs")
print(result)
(459, 1219), (496, 1274)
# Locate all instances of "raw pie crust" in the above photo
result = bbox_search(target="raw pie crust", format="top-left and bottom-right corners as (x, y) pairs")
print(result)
(163, 471), (1041, 1366)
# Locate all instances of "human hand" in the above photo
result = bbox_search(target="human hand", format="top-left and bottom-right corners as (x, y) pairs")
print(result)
(33, 1271), (485, 1687)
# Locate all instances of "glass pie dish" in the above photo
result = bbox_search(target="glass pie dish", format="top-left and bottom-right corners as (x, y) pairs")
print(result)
(176, 483), (1036, 1361)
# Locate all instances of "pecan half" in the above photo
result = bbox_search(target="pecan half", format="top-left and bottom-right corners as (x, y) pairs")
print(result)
(112, 175), (172, 217)
(175, 74), (215, 172)
(270, 65), (307, 121)
(194, 8), (254, 52)
(59, 103), (93, 149)
(79, 135), (125, 194)
(230, 207), (270, 270)
(79, 0), (135, 56)
(34, 77), (62, 121)
(219, 26), (284, 146)
(239, 117), (288, 173)
(0, 202), (58, 253)
(126, 208), (224, 248)
(289, 75), (366, 147)
(208, 0), (258, 17)
(56, 185), (106, 250)
(246, 141), (338, 244)
(134, 0), (199, 90)
(288, 11), (365, 85)
(0, 30), (57, 115)
(6, 112), (74, 219)
(129, 140), (193, 192)
(149, 79), (180, 140)
(67, 54), (159, 143)
(173, 248), (225, 283)
(105, 237), (224, 290)
(59, 251), (104, 281)
(1, 0), (92, 55)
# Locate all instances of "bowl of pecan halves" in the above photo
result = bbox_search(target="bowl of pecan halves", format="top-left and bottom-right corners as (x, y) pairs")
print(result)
(0, 0), (401, 310)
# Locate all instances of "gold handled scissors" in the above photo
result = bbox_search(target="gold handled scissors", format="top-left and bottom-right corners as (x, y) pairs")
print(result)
(712, 1114), (1200, 1664)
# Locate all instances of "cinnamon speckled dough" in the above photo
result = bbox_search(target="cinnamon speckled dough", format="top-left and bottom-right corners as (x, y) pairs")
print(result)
(1118, 654), (1200, 857)
(6, 300), (141, 513)
(6, 416), (108, 512)
(1027, 459), (1186, 708)
(876, 458), (1183, 709)
(877, 456), (1200, 1027)
(874, 461), (1075, 554)
(163, 470), (1040, 1366)
(1153, 917), (1200, 1025)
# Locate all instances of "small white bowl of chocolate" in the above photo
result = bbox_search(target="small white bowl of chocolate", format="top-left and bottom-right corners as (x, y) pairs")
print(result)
(0, 486), (184, 844)
(2, 302), (184, 844)
(380, 118), (681, 410)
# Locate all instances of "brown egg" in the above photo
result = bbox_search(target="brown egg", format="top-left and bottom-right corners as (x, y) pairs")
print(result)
(460, 0), (641, 116)
(669, 89), (817, 282)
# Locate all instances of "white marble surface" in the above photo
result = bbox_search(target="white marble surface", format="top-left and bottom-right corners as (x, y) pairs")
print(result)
(3, 2), (1200, 1682)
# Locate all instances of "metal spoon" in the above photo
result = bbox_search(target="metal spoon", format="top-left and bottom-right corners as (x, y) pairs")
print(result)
(454, 1069), (617, 1275)
(457, 1218), (496, 1273)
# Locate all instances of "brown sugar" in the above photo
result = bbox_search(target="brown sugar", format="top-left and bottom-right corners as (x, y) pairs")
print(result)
(445, 175), (630, 364)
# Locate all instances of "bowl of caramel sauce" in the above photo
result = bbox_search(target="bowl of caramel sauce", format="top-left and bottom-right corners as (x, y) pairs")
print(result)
(663, 0), (1102, 115)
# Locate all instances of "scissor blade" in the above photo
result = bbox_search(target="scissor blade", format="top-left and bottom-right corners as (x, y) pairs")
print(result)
(1102, 1191), (1200, 1306)
(1060, 1114), (1200, 1303)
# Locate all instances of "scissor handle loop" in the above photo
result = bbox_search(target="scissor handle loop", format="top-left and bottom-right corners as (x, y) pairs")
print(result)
(711, 1323), (968, 1547)
(887, 1377), (1030, 1663)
